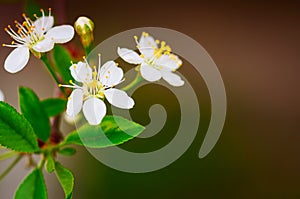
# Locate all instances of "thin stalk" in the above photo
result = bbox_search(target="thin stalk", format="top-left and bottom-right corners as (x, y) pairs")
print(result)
(0, 155), (22, 180)
(38, 156), (46, 169)
(40, 54), (67, 97)
(121, 73), (143, 92)
(0, 151), (18, 161)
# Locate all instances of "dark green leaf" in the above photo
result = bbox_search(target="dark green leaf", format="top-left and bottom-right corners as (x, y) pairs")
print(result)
(58, 147), (76, 156)
(19, 87), (50, 142)
(45, 155), (55, 173)
(0, 102), (39, 152)
(64, 115), (145, 148)
(55, 162), (74, 199)
(15, 168), (47, 199)
(24, 0), (41, 19)
(52, 45), (74, 84)
(41, 98), (67, 117)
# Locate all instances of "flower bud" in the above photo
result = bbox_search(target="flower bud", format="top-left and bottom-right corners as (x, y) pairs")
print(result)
(74, 16), (94, 52)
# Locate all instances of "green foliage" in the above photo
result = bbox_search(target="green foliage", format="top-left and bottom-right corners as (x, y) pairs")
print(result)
(45, 155), (55, 173)
(58, 147), (77, 156)
(15, 168), (47, 199)
(24, 0), (41, 18)
(0, 102), (39, 153)
(63, 115), (145, 148)
(52, 45), (75, 84)
(41, 98), (67, 117)
(55, 162), (74, 199)
(19, 87), (51, 142)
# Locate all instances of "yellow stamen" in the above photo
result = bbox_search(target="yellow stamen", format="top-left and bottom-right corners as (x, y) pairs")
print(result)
(142, 32), (149, 37)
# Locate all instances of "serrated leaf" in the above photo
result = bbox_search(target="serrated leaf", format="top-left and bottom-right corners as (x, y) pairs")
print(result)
(45, 155), (55, 173)
(63, 115), (145, 148)
(58, 147), (76, 156)
(55, 162), (74, 199)
(15, 168), (47, 199)
(19, 87), (50, 142)
(52, 45), (74, 84)
(0, 102), (39, 152)
(41, 98), (67, 117)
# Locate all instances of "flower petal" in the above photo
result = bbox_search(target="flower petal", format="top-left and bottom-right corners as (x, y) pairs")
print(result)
(45, 25), (75, 43)
(0, 89), (5, 101)
(70, 61), (92, 83)
(117, 47), (143, 64)
(32, 37), (54, 52)
(104, 88), (134, 109)
(99, 61), (123, 87)
(162, 71), (184, 87)
(139, 34), (157, 59)
(140, 63), (162, 82)
(33, 16), (54, 34)
(4, 46), (30, 73)
(66, 89), (83, 117)
(139, 33), (157, 48)
(155, 54), (182, 71)
(82, 97), (106, 125)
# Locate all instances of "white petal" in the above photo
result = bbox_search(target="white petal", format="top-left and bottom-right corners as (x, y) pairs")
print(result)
(139, 34), (157, 59)
(162, 72), (184, 87)
(104, 88), (134, 109)
(33, 16), (54, 34)
(82, 97), (106, 125)
(140, 63), (161, 82)
(99, 61), (123, 87)
(70, 61), (92, 83)
(117, 47), (143, 64)
(66, 89), (83, 117)
(139, 33), (157, 48)
(32, 37), (54, 52)
(155, 54), (182, 71)
(4, 46), (30, 73)
(0, 89), (5, 101)
(45, 25), (74, 43)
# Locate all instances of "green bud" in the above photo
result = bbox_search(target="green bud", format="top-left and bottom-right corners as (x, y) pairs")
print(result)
(74, 16), (94, 35)
(74, 16), (94, 53)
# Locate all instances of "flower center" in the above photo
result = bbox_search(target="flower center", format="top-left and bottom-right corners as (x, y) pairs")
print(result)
(85, 70), (104, 99)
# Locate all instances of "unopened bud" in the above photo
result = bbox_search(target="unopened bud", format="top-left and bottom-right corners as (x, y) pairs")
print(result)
(74, 16), (94, 35)
(74, 16), (94, 53)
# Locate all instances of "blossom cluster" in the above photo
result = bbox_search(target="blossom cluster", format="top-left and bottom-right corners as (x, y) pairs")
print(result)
(2, 10), (184, 125)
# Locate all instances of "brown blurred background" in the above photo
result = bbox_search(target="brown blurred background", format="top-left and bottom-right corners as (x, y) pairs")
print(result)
(0, 0), (300, 198)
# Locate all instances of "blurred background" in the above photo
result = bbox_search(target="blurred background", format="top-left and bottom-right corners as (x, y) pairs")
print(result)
(0, 0), (300, 198)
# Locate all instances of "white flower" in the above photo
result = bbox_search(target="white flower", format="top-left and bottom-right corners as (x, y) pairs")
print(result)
(59, 55), (134, 125)
(3, 8), (74, 73)
(117, 32), (184, 87)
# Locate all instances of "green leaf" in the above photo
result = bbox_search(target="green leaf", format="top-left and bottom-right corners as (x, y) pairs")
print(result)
(55, 162), (74, 199)
(19, 87), (51, 142)
(41, 98), (67, 117)
(24, 0), (41, 18)
(58, 147), (77, 156)
(63, 115), (145, 148)
(15, 168), (47, 199)
(45, 155), (55, 173)
(0, 102), (39, 152)
(52, 45), (74, 84)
